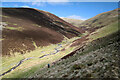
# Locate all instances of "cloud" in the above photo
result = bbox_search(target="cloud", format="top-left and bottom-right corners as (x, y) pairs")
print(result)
(66, 15), (87, 20)
(30, 0), (69, 6)
(31, 2), (45, 6)
(46, 0), (69, 5)
(20, 0), (69, 2)
(21, 6), (30, 8)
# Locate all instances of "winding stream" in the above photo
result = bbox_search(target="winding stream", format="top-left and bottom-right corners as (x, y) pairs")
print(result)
(0, 44), (62, 77)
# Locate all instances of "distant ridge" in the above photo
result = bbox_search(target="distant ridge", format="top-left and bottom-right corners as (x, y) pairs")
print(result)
(61, 17), (83, 27)
(79, 8), (118, 32)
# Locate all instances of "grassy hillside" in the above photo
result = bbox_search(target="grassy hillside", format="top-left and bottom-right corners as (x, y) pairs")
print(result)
(1, 8), (119, 79)
(29, 27), (119, 79)
(67, 8), (119, 47)
(27, 8), (119, 78)
(1, 37), (81, 78)
(0, 8), (85, 78)
(61, 17), (83, 27)
(79, 8), (118, 32)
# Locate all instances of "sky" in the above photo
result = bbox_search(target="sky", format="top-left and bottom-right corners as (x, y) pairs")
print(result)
(1, 2), (119, 20)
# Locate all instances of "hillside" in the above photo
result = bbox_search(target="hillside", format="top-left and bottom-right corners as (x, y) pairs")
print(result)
(79, 8), (119, 32)
(61, 17), (83, 27)
(71, 8), (119, 47)
(28, 8), (119, 78)
(1, 8), (84, 55)
(30, 31), (119, 78)
(1, 8), (119, 79)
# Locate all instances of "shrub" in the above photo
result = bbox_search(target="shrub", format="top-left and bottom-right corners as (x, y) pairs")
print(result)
(71, 64), (82, 70)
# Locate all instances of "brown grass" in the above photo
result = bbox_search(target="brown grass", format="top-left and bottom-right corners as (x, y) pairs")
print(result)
(2, 8), (84, 55)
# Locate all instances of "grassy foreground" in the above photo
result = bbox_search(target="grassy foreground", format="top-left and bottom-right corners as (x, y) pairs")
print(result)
(1, 36), (81, 78)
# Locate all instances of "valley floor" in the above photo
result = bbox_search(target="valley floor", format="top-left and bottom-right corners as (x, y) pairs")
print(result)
(1, 37), (80, 78)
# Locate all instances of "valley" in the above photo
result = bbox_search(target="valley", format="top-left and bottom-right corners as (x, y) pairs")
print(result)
(0, 7), (119, 79)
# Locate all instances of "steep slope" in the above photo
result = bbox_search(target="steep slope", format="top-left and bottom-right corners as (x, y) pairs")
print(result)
(61, 17), (83, 27)
(29, 9), (119, 78)
(71, 8), (119, 47)
(30, 31), (119, 78)
(79, 8), (119, 32)
(1, 8), (84, 55)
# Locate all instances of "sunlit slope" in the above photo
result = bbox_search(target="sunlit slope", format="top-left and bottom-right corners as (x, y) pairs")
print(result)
(61, 17), (83, 27)
(79, 8), (118, 32)
(30, 31), (119, 78)
(69, 8), (119, 47)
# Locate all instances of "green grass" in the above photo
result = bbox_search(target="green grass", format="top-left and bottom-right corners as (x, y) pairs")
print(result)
(2, 61), (47, 78)
(0, 38), (4, 41)
(1, 36), (80, 78)
(32, 40), (38, 48)
(2, 46), (76, 78)
(4, 27), (24, 31)
(1, 21), (118, 78)
(1, 43), (59, 73)
(2, 21), (118, 78)
(29, 31), (119, 78)
(13, 24), (17, 26)
(88, 21), (118, 41)
(0, 15), (10, 18)
(80, 9), (118, 29)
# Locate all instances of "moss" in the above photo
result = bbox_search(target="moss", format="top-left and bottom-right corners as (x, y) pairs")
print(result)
(5, 27), (24, 31)
(13, 24), (17, 25)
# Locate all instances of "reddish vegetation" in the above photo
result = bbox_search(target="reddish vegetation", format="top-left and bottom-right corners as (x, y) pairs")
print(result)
(80, 26), (102, 33)
(2, 8), (84, 56)
(61, 45), (85, 60)
(79, 8), (118, 34)
(70, 35), (89, 47)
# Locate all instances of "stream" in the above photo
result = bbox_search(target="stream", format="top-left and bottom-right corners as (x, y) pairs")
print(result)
(0, 44), (62, 77)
